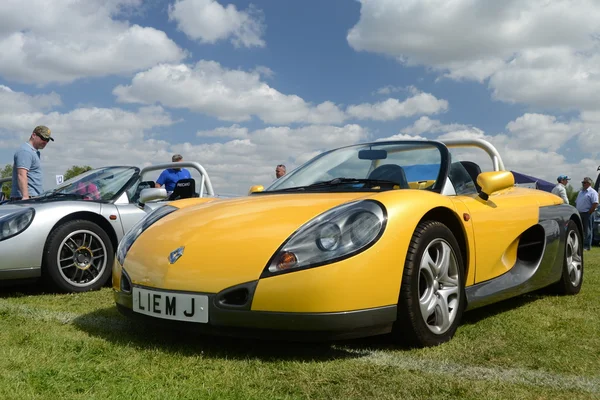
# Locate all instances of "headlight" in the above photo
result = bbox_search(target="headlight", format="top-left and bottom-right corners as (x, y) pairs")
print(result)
(116, 205), (177, 265)
(262, 200), (387, 277)
(0, 208), (35, 241)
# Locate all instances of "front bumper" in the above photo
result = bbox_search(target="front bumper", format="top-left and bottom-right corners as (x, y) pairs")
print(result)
(114, 282), (397, 341)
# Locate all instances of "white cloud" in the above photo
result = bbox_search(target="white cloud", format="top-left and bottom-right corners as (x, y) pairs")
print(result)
(505, 113), (575, 152)
(0, 0), (186, 85)
(168, 0), (265, 48)
(113, 61), (344, 125)
(0, 85), (61, 113)
(347, 93), (448, 121)
(114, 61), (446, 124)
(197, 124), (248, 139)
(400, 116), (470, 135)
(347, 0), (600, 110)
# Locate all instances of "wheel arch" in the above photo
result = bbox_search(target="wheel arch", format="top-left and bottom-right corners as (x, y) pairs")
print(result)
(569, 212), (583, 237)
(418, 207), (470, 281)
(45, 212), (119, 255)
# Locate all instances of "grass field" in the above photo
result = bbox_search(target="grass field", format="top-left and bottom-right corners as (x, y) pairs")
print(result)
(1, 249), (599, 400)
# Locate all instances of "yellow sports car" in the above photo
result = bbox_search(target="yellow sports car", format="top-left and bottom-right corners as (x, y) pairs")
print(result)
(113, 138), (584, 347)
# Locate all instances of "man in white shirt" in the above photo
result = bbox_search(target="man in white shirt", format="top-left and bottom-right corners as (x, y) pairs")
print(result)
(551, 175), (570, 204)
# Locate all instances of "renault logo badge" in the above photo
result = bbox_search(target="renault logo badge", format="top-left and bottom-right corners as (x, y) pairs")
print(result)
(169, 246), (185, 264)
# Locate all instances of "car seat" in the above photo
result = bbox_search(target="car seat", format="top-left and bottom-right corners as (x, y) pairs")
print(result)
(459, 161), (482, 192)
(168, 178), (196, 200)
(368, 164), (409, 189)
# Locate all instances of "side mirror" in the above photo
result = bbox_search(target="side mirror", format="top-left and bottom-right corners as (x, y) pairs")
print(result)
(139, 188), (168, 204)
(477, 171), (515, 201)
(248, 185), (264, 195)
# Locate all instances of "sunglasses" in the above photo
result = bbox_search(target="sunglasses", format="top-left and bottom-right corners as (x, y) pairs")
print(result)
(36, 133), (50, 142)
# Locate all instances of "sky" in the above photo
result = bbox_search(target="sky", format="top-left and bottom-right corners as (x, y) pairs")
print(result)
(0, 0), (599, 195)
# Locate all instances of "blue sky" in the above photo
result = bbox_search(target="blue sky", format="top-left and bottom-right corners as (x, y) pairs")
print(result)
(0, 0), (598, 194)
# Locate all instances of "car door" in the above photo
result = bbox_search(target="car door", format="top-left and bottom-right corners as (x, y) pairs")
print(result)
(447, 161), (539, 284)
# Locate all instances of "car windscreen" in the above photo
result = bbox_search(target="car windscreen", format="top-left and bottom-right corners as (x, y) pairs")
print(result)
(266, 141), (448, 193)
(39, 167), (139, 201)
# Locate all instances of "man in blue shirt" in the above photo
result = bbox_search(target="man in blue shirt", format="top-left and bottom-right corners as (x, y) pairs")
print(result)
(155, 154), (192, 194)
(575, 176), (599, 251)
(11, 125), (54, 200)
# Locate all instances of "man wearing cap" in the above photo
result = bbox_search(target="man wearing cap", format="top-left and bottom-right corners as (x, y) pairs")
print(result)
(551, 175), (570, 204)
(10, 125), (54, 201)
(575, 177), (599, 251)
(155, 154), (192, 195)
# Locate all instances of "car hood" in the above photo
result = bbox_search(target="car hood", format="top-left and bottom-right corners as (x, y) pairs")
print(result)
(0, 203), (30, 217)
(124, 192), (379, 292)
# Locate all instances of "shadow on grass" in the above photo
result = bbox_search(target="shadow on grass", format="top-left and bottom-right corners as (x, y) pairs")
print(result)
(72, 306), (383, 361)
(0, 280), (49, 298)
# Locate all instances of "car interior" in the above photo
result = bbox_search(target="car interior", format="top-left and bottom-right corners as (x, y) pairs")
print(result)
(367, 164), (409, 189)
(459, 161), (482, 192)
(168, 178), (198, 201)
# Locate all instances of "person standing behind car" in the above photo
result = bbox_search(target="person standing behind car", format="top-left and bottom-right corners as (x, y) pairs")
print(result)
(551, 175), (570, 204)
(155, 154), (191, 195)
(575, 177), (599, 251)
(275, 164), (286, 179)
(11, 125), (54, 200)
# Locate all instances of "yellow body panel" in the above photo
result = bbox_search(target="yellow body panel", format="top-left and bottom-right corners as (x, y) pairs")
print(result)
(446, 199), (476, 286)
(456, 187), (562, 283)
(119, 190), (465, 313)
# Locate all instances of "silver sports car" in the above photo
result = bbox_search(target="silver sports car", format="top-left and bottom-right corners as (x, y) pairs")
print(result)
(0, 161), (215, 292)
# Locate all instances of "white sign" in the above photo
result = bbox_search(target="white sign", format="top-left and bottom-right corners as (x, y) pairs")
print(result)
(56, 175), (64, 185)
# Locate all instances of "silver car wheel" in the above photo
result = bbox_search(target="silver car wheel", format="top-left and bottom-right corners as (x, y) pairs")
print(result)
(566, 229), (583, 287)
(57, 229), (108, 288)
(418, 238), (460, 335)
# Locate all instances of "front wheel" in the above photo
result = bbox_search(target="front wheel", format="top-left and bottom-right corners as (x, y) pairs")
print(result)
(394, 221), (466, 347)
(43, 219), (114, 292)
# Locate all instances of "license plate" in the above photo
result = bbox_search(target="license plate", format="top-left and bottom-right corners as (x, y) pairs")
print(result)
(132, 287), (208, 323)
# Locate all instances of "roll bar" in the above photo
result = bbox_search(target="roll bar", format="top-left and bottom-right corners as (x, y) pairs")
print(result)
(140, 161), (215, 197)
(440, 138), (506, 171)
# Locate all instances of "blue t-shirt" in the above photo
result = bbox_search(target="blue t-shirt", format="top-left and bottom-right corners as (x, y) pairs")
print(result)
(12, 143), (43, 197)
(156, 168), (192, 192)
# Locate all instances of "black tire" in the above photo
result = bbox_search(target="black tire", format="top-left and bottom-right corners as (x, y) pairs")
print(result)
(43, 219), (114, 293)
(550, 219), (583, 295)
(394, 221), (466, 347)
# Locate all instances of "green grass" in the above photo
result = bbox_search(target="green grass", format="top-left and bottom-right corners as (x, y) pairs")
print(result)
(1, 250), (599, 399)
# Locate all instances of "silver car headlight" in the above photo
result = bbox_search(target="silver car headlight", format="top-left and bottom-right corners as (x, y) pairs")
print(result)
(116, 205), (177, 265)
(0, 208), (35, 241)
(262, 200), (387, 277)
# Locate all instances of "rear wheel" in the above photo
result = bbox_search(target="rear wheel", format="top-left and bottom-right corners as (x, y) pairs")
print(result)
(43, 220), (114, 292)
(394, 221), (465, 347)
(551, 220), (583, 295)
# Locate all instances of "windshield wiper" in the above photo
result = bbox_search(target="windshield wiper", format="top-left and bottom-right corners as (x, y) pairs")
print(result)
(308, 178), (399, 187)
(38, 192), (86, 200)
(269, 178), (400, 192)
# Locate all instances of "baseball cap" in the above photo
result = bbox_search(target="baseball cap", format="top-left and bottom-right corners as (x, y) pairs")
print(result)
(557, 175), (570, 181)
(33, 125), (54, 141)
(172, 154), (183, 162)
